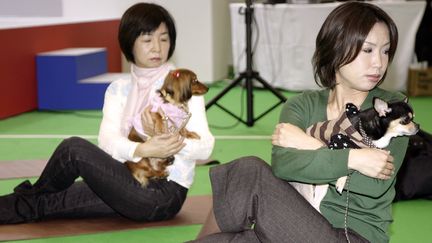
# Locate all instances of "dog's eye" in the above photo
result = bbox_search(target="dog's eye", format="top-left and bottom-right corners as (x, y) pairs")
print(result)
(400, 117), (411, 125)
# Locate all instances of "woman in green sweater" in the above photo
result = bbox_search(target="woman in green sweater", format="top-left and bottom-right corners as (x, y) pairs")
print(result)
(191, 2), (407, 243)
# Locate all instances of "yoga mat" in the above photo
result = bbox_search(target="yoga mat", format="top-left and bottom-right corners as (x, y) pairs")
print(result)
(0, 159), (46, 179)
(0, 195), (211, 241)
(0, 159), (218, 179)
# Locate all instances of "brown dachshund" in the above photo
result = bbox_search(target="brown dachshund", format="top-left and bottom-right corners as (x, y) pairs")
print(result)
(125, 69), (208, 186)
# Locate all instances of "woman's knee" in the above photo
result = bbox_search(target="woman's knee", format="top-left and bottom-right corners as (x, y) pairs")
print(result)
(56, 137), (104, 167)
(59, 137), (102, 157)
(213, 156), (272, 185)
(58, 136), (91, 150)
(231, 156), (270, 172)
(65, 136), (92, 146)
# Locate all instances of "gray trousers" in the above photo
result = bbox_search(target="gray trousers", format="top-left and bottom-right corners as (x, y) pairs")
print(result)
(192, 156), (369, 243)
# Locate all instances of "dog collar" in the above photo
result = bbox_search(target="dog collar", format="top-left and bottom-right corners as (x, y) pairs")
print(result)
(358, 120), (376, 148)
(159, 90), (189, 112)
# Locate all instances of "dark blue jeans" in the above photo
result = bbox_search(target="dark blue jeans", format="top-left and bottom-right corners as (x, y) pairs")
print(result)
(0, 137), (187, 223)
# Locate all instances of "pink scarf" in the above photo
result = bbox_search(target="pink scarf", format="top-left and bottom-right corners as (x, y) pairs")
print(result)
(121, 63), (175, 136)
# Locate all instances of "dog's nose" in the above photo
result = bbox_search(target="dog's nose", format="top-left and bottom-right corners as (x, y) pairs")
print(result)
(167, 156), (175, 165)
(192, 82), (209, 94)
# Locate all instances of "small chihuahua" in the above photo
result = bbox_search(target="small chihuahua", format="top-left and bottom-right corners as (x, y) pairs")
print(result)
(126, 69), (209, 186)
(292, 97), (419, 211)
(309, 97), (419, 193)
(345, 97), (419, 148)
(297, 97), (420, 242)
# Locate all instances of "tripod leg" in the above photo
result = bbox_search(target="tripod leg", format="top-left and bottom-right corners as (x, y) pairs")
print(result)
(254, 74), (287, 102)
(205, 73), (246, 109)
(245, 74), (254, 126)
(205, 0), (286, 126)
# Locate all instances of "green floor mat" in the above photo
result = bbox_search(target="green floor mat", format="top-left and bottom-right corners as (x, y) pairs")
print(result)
(0, 84), (431, 242)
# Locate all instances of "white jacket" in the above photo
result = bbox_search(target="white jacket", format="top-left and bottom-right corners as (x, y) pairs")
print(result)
(98, 76), (215, 188)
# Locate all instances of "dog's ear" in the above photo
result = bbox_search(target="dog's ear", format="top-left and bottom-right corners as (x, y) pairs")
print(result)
(373, 97), (392, 117)
(403, 97), (409, 103)
(161, 71), (176, 98)
(172, 69), (193, 103)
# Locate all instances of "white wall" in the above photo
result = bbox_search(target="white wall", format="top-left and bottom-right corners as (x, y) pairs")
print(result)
(61, 0), (136, 19)
(0, 0), (62, 17)
(149, 0), (232, 82)
(0, 0), (233, 83)
(212, 0), (233, 80)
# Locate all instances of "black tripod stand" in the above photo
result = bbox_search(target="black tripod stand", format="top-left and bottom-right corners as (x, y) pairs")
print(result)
(205, 0), (287, 127)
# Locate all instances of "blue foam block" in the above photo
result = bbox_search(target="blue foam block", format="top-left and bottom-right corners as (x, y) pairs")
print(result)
(37, 48), (110, 110)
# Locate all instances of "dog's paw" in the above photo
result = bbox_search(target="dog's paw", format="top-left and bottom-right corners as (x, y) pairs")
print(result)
(182, 130), (200, 139)
(138, 177), (149, 187)
(335, 176), (348, 194)
(133, 173), (149, 187)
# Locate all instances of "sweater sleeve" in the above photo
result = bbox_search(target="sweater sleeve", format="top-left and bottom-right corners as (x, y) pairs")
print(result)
(98, 80), (141, 162)
(271, 92), (350, 184)
(346, 136), (408, 198)
(175, 95), (215, 161)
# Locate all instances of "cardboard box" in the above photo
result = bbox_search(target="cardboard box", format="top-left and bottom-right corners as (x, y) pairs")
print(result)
(407, 68), (432, 96)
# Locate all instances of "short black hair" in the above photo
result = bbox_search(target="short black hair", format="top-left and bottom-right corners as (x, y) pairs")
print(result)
(312, 2), (398, 89)
(118, 3), (177, 63)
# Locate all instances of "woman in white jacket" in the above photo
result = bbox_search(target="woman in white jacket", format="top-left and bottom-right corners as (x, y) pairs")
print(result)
(0, 2), (214, 224)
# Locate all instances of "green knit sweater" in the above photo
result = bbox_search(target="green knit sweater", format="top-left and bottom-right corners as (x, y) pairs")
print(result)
(271, 87), (409, 243)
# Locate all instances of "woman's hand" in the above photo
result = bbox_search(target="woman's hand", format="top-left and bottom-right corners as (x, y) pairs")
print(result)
(140, 107), (156, 137)
(272, 123), (324, 150)
(141, 107), (168, 136)
(348, 149), (394, 180)
(134, 133), (185, 158)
